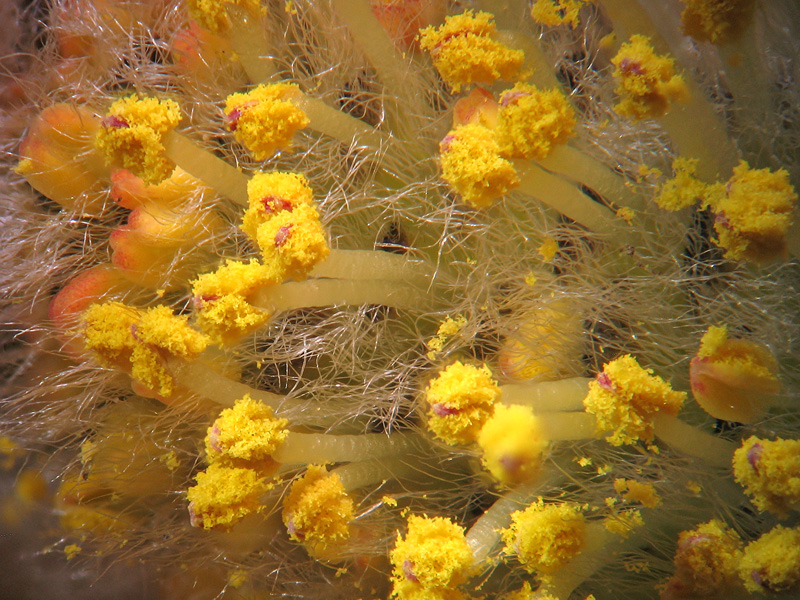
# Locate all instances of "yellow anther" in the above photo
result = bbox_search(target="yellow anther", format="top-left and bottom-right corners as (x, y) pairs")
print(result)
(477, 404), (546, 485)
(680, 0), (756, 44)
(690, 324), (780, 423)
(583, 355), (685, 446)
(611, 35), (689, 119)
(205, 395), (289, 464)
(82, 302), (208, 396)
(419, 10), (525, 92)
(424, 361), (500, 445)
(186, 0), (264, 34)
(531, 0), (595, 29)
(282, 465), (354, 552)
(705, 161), (797, 263)
(224, 83), (309, 160)
(243, 171), (314, 240)
(665, 520), (743, 598)
(187, 462), (266, 530)
(740, 525), (800, 594)
(95, 95), (181, 185)
(254, 203), (330, 282)
(502, 500), (586, 574)
(498, 300), (584, 382)
(495, 84), (576, 160)
(191, 259), (274, 345)
(733, 436), (800, 518)
(440, 123), (519, 208)
(390, 515), (473, 599)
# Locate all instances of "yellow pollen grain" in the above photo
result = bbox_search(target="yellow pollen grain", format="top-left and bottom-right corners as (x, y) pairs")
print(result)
(614, 478), (662, 508)
(426, 315), (467, 360)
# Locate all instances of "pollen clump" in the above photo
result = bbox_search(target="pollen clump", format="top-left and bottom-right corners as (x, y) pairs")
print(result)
(426, 315), (467, 360)
(419, 10), (525, 92)
(242, 171), (314, 240)
(95, 95), (181, 185)
(583, 355), (685, 446)
(502, 500), (586, 575)
(477, 404), (546, 485)
(655, 157), (711, 211)
(440, 123), (519, 208)
(191, 259), (273, 344)
(495, 84), (576, 160)
(705, 161), (797, 263)
(187, 0), (264, 34)
(690, 325), (780, 423)
(390, 515), (474, 599)
(187, 462), (266, 530)
(224, 83), (309, 160)
(611, 35), (689, 119)
(739, 525), (800, 594)
(82, 302), (208, 396)
(680, 0), (756, 44)
(424, 361), (500, 445)
(531, 0), (594, 28)
(282, 465), (354, 552)
(205, 395), (289, 464)
(614, 478), (662, 508)
(733, 436), (800, 518)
